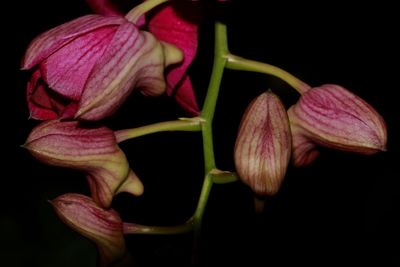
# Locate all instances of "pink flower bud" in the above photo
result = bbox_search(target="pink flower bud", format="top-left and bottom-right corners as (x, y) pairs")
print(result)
(288, 84), (387, 166)
(51, 193), (125, 267)
(24, 120), (143, 207)
(22, 14), (182, 121)
(234, 91), (292, 196)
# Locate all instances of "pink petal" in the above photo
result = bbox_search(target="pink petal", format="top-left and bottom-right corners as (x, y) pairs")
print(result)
(22, 15), (126, 69)
(85, 0), (125, 16)
(148, 5), (200, 114)
(174, 75), (200, 115)
(77, 22), (165, 120)
(27, 69), (59, 120)
(39, 26), (117, 101)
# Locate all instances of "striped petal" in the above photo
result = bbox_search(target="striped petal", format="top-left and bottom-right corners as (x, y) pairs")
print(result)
(51, 193), (125, 267)
(22, 15), (126, 70)
(39, 26), (117, 101)
(234, 91), (292, 196)
(288, 84), (387, 155)
(76, 22), (166, 120)
(24, 120), (141, 207)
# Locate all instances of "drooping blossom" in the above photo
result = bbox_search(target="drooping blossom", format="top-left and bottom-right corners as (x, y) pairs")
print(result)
(234, 91), (292, 196)
(24, 120), (143, 207)
(22, 14), (182, 121)
(51, 193), (126, 267)
(288, 84), (387, 166)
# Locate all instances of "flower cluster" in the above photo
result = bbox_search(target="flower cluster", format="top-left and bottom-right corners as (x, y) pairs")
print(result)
(22, 1), (200, 265)
(22, 0), (387, 266)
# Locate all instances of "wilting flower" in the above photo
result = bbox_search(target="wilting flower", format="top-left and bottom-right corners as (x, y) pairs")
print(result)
(288, 84), (387, 167)
(51, 193), (125, 267)
(22, 14), (182, 121)
(24, 120), (143, 207)
(234, 91), (292, 196)
(86, 0), (202, 115)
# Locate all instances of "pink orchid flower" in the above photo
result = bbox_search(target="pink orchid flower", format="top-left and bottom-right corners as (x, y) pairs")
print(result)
(288, 84), (387, 167)
(86, 0), (201, 115)
(22, 14), (182, 121)
(51, 193), (126, 267)
(24, 120), (144, 207)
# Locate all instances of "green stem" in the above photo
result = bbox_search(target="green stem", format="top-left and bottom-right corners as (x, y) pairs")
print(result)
(225, 54), (311, 94)
(210, 169), (239, 184)
(191, 21), (229, 265)
(123, 218), (194, 235)
(115, 118), (202, 143)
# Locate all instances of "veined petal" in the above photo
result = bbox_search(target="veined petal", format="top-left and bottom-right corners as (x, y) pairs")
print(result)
(288, 84), (387, 154)
(51, 193), (125, 267)
(234, 91), (292, 196)
(290, 124), (320, 167)
(40, 26), (117, 101)
(76, 23), (165, 120)
(22, 15), (126, 69)
(24, 121), (120, 170)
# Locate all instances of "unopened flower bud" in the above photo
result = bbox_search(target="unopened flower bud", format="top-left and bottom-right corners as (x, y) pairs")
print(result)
(24, 120), (143, 207)
(288, 84), (387, 166)
(51, 193), (125, 267)
(234, 91), (292, 196)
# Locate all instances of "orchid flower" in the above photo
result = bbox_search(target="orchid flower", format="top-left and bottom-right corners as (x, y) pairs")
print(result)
(22, 14), (182, 121)
(51, 193), (126, 267)
(288, 84), (387, 166)
(24, 120), (143, 207)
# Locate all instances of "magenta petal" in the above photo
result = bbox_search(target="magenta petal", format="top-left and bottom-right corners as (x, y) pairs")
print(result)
(22, 15), (126, 69)
(174, 75), (200, 115)
(85, 0), (124, 16)
(27, 69), (59, 120)
(39, 26), (117, 101)
(149, 5), (200, 114)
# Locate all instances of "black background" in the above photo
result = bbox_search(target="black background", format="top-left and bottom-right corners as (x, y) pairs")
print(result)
(4, 0), (399, 266)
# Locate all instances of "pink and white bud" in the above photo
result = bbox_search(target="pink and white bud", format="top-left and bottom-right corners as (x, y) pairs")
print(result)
(288, 84), (387, 166)
(51, 193), (125, 267)
(234, 91), (292, 196)
(24, 120), (143, 207)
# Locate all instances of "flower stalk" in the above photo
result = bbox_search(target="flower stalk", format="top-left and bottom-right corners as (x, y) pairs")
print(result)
(225, 54), (311, 94)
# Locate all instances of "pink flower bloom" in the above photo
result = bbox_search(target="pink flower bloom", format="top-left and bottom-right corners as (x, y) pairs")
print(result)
(288, 84), (387, 167)
(51, 193), (125, 267)
(24, 120), (143, 207)
(86, 0), (202, 115)
(234, 91), (292, 196)
(22, 14), (182, 121)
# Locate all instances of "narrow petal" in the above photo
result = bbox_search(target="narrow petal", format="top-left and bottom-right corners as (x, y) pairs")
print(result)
(22, 15), (126, 69)
(234, 91), (292, 196)
(77, 23), (165, 120)
(148, 4), (200, 114)
(40, 26), (117, 100)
